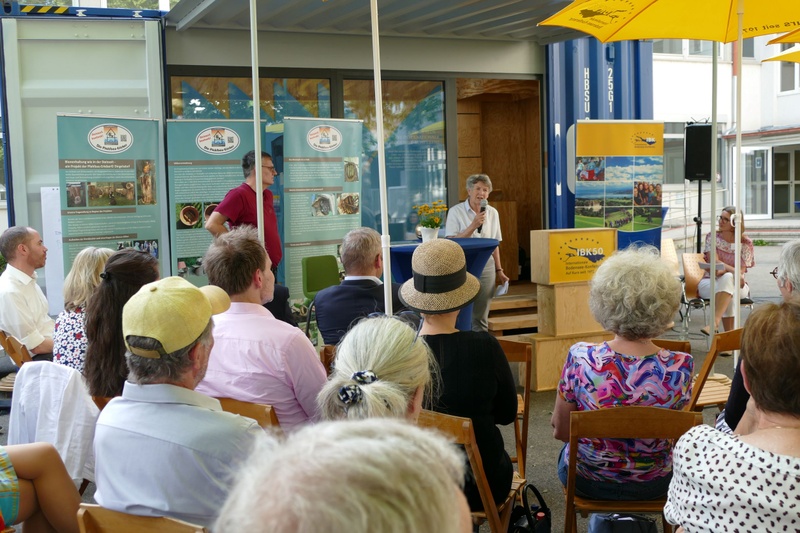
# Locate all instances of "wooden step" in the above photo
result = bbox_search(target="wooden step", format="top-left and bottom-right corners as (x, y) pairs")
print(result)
(490, 294), (537, 312)
(488, 313), (538, 336)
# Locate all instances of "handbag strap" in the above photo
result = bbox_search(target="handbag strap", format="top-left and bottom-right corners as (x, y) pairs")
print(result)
(523, 483), (550, 514)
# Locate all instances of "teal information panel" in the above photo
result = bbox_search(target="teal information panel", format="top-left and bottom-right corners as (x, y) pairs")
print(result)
(57, 115), (165, 274)
(283, 117), (363, 302)
(166, 120), (258, 286)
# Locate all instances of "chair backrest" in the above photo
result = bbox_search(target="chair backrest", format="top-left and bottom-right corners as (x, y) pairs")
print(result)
(418, 409), (504, 532)
(92, 396), (113, 411)
(0, 331), (33, 367)
(686, 328), (742, 411)
(661, 238), (680, 278)
(653, 338), (691, 355)
(681, 253), (707, 301)
(320, 344), (336, 375)
(497, 338), (532, 473)
(216, 397), (282, 434)
(77, 503), (209, 533)
(301, 255), (340, 301)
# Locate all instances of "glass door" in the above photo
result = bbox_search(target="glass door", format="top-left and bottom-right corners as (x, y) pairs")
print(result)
(741, 146), (772, 219)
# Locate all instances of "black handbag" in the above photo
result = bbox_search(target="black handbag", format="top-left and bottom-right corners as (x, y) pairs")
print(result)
(508, 483), (551, 533)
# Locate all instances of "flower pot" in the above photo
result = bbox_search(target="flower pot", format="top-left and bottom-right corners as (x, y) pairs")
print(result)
(420, 227), (439, 242)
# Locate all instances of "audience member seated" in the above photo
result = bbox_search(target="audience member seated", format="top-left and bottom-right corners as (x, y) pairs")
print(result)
(0, 226), (55, 369)
(2, 442), (81, 533)
(94, 277), (261, 528)
(699, 206), (755, 335)
(665, 300), (800, 532)
(314, 227), (403, 345)
(317, 314), (434, 422)
(196, 226), (326, 431)
(398, 239), (517, 511)
(550, 246), (692, 531)
(54, 246), (114, 373)
(720, 238), (800, 434)
(83, 248), (158, 398)
(215, 418), (471, 533)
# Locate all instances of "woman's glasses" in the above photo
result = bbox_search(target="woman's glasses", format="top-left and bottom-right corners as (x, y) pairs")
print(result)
(718, 215), (731, 223)
(771, 267), (779, 280)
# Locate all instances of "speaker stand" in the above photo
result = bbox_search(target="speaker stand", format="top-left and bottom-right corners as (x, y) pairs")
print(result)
(692, 179), (703, 253)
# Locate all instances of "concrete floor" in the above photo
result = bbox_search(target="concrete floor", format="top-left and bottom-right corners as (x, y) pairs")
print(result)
(0, 245), (786, 532)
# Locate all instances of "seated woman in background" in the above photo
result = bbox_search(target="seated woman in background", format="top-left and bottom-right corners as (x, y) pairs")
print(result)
(215, 419), (471, 533)
(699, 206), (755, 335)
(317, 314), (434, 422)
(398, 238), (517, 511)
(551, 246), (693, 517)
(83, 248), (158, 398)
(2, 442), (81, 533)
(665, 300), (800, 532)
(53, 246), (114, 373)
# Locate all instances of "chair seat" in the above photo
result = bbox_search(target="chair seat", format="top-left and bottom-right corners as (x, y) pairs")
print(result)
(696, 381), (731, 409)
(472, 473), (525, 521)
(573, 495), (666, 514)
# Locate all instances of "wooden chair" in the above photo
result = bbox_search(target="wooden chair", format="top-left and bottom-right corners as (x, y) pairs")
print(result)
(320, 344), (336, 375)
(681, 253), (754, 327)
(418, 410), (524, 533)
(564, 407), (703, 533)
(77, 503), (208, 533)
(0, 331), (32, 367)
(686, 328), (742, 412)
(92, 396), (113, 411)
(216, 397), (282, 434)
(653, 338), (691, 354)
(497, 338), (532, 476)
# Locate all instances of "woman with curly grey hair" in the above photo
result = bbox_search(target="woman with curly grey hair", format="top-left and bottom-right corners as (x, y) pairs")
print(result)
(550, 246), (693, 527)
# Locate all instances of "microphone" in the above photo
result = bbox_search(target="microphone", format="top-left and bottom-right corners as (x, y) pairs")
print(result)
(477, 199), (487, 233)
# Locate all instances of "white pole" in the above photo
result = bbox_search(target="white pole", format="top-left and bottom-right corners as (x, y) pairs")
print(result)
(734, 1), (744, 333)
(369, 0), (393, 315)
(249, 0), (265, 247)
(709, 41), (718, 342)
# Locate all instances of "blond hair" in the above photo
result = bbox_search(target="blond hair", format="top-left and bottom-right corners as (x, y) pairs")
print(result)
(63, 247), (114, 311)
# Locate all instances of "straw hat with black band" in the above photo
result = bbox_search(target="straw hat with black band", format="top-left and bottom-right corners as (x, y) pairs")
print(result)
(399, 239), (480, 314)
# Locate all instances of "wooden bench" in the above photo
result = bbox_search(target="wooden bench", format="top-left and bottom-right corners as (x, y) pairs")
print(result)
(488, 313), (538, 336)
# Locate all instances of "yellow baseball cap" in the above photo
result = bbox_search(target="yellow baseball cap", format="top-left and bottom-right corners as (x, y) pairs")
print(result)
(122, 276), (230, 358)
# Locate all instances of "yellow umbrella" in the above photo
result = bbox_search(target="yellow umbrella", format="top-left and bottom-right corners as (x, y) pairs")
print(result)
(768, 28), (800, 45)
(764, 44), (800, 62)
(539, 0), (800, 43)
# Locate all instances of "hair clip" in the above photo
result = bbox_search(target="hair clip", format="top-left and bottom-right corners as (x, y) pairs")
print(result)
(338, 384), (362, 406)
(351, 370), (378, 384)
(99, 272), (111, 281)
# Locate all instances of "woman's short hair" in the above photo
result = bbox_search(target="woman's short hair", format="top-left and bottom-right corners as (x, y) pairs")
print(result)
(465, 173), (492, 193)
(722, 205), (746, 235)
(317, 316), (435, 420)
(777, 239), (800, 291)
(63, 247), (114, 311)
(215, 418), (467, 533)
(741, 300), (800, 417)
(589, 245), (680, 340)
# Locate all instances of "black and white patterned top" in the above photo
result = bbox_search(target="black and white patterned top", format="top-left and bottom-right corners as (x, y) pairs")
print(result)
(53, 308), (87, 373)
(665, 424), (800, 532)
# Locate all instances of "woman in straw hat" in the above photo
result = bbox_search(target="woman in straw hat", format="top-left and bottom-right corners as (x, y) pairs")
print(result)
(399, 239), (517, 511)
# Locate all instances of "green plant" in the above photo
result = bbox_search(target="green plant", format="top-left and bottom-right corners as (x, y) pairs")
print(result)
(752, 239), (770, 246)
(412, 200), (447, 229)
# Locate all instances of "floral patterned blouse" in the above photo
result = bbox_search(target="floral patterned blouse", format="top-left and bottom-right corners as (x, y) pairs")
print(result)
(53, 307), (87, 373)
(702, 233), (755, 279)
(558, 342), (693, 483)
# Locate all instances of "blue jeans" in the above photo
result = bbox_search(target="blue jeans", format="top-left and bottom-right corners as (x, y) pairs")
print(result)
(557, 444), (671, 531)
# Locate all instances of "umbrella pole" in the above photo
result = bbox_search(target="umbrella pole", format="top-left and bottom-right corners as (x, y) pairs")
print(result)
(734, 2), (744, 336)
(249, 0), (265, 247)
(369, 0), (393, 316)
(709, 41), (718, 350)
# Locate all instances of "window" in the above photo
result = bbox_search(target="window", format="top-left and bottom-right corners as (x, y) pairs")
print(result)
(653, 39), (682, 55)
(688, 40), (712, 57)
(742, 38), (755, 59)
(780, 43), (799, 92)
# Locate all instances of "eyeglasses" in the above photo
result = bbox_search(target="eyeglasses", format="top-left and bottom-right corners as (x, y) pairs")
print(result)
(261, 165), (277, 173)
(367, 310), (424, 342)
(771, 267), (779, 280)
(718, 215), (731, 223)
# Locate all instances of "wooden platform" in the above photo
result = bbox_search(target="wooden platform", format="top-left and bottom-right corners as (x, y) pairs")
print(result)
(488, 283), (538, 336)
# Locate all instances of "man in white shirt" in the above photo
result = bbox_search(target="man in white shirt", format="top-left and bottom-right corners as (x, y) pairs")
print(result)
(0, 226), (54, 367)
(445, 174), (509, 332)
(196, 225), (327, 431)
(94, 276), (261, 527)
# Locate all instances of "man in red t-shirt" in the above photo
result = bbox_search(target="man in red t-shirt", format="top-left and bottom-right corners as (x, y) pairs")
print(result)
(205, 150), (282, 270)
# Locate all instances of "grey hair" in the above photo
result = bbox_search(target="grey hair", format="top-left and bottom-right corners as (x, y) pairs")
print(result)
(317, 316), (436, 421)
(589, 245), (680, 340)
(465, 173), (492, 193)
(214, 418), (467, 533)
(241, 150), (272, 179)
(340, 227), (381, 274)
(778, 239), (800, 293)
(125, 321), (213, 384)
(0, 226), (34, 263)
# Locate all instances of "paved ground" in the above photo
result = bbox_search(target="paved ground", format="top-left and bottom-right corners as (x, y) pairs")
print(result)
(0, 245), (785, 531)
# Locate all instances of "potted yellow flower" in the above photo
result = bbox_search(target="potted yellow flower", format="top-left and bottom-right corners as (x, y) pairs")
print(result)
(412, 200), (447, 242)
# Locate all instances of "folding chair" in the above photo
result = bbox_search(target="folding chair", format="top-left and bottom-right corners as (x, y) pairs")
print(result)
(320, 344), (336, 375)
(497, 338), (532, 476)
(216, 397), (282, 435)
(418, 410), (525, 533)
(0, 331), (33, 367)
(77, 503), (208, 533)
(564, 407), (703, 533)
(652, 338), (691, 354)
(685, 328), (742, 412)
(681, 253), (754, 328)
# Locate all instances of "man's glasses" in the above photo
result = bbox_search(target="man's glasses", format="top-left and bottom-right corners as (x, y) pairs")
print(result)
(771, 267), (779, 280)
(261, 165), (277, 173)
